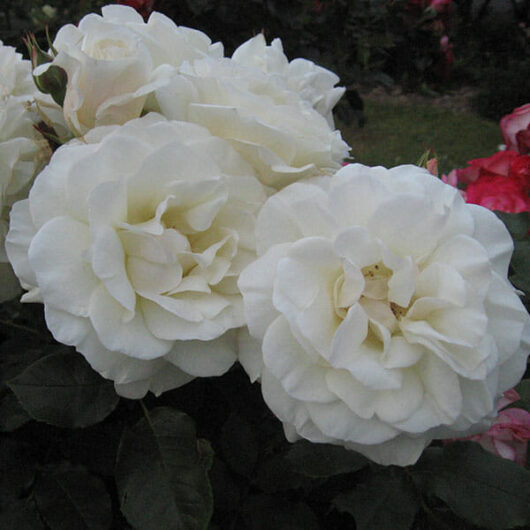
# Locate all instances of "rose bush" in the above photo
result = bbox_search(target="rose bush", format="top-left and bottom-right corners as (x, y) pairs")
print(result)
(238, 163), (529, 466)
(36, 5), (223, 135)
(0, 41), (52, 302)
(500, 103), (530, 154)
(6, 113), (266, 398)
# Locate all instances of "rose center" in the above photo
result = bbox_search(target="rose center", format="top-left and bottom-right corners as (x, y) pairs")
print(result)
(89, 38), (134, 60)
(334, 260), (412, 335)
(389, 302), (408, 320)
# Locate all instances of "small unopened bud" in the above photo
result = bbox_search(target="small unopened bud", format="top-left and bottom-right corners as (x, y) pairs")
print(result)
(23, 32), (67, 106)
(416, 148), (438, 176)
(32, 63), (67, 107)
(23, 32), (53, 70)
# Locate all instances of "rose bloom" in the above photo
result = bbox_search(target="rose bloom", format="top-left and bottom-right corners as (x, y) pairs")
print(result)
(452, 150), (530, 213)
(6, 114), (266, 398)
(238, 163), (529, 466)
(36, 5), (222, 135)
(466, 173), (529, 213)
(231, 34), (345, 127)
(447, 389), (530, 466)
(0, 40), (38, 101)
(156, 55), (350, 190)
(501, 104), (530, 154)
(0, 42), (52, 302)
(454, 150), (518, 185)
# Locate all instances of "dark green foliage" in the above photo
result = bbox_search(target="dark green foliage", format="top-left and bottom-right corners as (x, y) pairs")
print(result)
(240, 495), (320, 530)
(471, 59), (530, 121)
(34, 466), (113, 530)
(334, 469), (420, 530)
(8, 351), (120, 428)
(220, 413), (259, 477)
(495, 211), (530, 307)
(412, 443), (530, 530)
(0, 499), (46, 530)
(515, 380), (530, 412)
(115, 407), (213, 530)
(285, 440), (368, 478)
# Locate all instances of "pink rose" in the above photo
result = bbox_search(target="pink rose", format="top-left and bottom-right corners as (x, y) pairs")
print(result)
(510, 154), (530, 190)
(501, 103), (530, 154)
(448, 150), (530, 212)
(441, 169), (458, 187)
(455, 150), (519, 184)
(465, 173), (529, 213)
(430, 0), (452, 13)
(437, 35), (455, 80)
(516, 126), (530, 155)
(447, 390), (530, 466)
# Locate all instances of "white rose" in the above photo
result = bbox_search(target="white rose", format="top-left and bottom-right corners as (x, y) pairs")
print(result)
(156, 56), (350, 189)
(6, 113), (266, 398)
(238, 164), (530, 466)
(0, 40), (37, 101)
(232, 34), (345, 126)
(0, 43), (51, 302)
(99, 5), (223, 67)
(39, 5), (221, 136)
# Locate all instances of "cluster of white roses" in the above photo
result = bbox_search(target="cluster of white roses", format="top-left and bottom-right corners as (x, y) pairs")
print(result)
(1, 5), (528, 466)
(0, 40), (54, 301)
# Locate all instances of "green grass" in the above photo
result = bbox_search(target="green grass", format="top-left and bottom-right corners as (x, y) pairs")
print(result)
(339, 100), (502, 176)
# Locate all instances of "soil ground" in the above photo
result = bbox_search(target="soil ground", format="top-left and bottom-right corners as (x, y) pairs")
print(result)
(358, 85), (480, 114)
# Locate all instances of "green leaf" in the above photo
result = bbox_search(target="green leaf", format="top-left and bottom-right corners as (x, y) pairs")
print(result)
(220, 413), (259, 476)
(0, 339), (44, 390)
(0, 391), (31, 431)
(0, 439), (36, 501)
(241, 495), (320, 530)
(0, 499), (45, 530)
(210, 459), (240, 513)
(115, 406), (213, 530)
(60, 422), (123, 477)
(515, 379), (530, 412)
(333, 470), (419, 530)
(494, 211), (530, 241)
(255, 454), (306, 493)
(413, 442), (530, 529)
(285, 440), (368, 478)
(510, 240), (530, 293)
(8, 352), (119, 428)
(34, 467), (112, 530)
(197, 439), (215, 472)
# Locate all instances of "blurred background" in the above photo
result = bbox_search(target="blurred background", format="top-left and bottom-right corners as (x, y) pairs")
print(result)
(1, 0), (528, 173)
